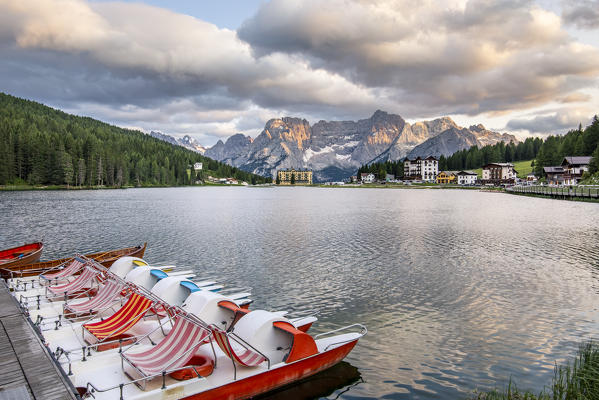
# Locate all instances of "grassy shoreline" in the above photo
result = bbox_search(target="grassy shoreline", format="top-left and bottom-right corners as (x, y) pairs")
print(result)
(471, 341), (599, 400)
(0, 182), (253, 191)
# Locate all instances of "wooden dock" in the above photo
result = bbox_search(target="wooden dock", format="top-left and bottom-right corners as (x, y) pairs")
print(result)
(0, 281), (78, 400)
(507, 185), (599, 200)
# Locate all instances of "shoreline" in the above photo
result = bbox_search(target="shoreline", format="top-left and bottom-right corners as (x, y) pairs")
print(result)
(0, 183), (258, 191)
(314, 183), (490, 190)
(3, 183), (597, 203)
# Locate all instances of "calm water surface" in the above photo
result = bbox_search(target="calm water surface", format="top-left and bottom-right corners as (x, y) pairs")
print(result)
(1, 187), (599, 399)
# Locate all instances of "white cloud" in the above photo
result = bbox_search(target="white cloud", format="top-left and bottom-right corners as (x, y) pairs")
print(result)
(0, 0), (597, 146)
(239, 0), (599, 115)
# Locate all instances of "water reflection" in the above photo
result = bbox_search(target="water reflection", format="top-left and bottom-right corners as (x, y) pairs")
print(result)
(1, 187), (599, 399)
(256, 361), (363, 400)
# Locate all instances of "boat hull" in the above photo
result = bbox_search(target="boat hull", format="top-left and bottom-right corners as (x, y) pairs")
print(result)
(0, 243), (146, 279)
(0, 242), (43, 269)
(184, 340), (358, 400)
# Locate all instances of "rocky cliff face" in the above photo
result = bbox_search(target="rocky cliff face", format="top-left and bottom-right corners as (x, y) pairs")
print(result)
(407, 127), (479, 159)
(407, 125), (518, 159)
(179, 135), (206, 154)
(205, 133), (252, 163)
(372, 117), (459, 162)
(205, 111), (517, 182)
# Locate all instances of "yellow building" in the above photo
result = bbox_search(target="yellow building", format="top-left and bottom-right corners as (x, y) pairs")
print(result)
(436, 171), (457, 184)
(276, 169), (313, 185)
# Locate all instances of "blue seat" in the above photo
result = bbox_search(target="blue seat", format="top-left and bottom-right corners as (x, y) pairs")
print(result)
(180, 280), (201, 292)
(150, 269), (168, 280)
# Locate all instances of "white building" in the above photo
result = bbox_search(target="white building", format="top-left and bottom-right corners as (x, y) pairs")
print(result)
(360, 173), (376, 183)
(481, 163), (517, 184)
(193, 162), (203, 171)
(456, 171), (478, 185)
(403, 156), (438, 182)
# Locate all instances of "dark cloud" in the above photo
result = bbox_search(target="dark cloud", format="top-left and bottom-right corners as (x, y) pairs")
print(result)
(506, 110), (593, 134)
(0, 0), (597, 146)
(239, 0), (599, 115)
(562, 0), (599, 29)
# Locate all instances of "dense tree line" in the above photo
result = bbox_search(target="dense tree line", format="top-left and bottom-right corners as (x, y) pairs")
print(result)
(438, 137), (543, 171)
(533, 117), (599, 176)
(357, 116), (599, 179)
(0, 93), (268, 186)
(357, 160), (404, 179)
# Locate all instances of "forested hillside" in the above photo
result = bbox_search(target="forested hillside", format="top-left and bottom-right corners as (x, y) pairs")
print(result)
(439, 137), (543, 171)
(533, 117), (599, 176)
(0, 93), (268, 186)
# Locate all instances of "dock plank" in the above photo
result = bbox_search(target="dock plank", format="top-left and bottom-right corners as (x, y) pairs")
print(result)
(0, 281), (77, 400)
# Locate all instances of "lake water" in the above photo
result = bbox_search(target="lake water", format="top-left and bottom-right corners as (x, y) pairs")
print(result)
(1, 187), (599, 399)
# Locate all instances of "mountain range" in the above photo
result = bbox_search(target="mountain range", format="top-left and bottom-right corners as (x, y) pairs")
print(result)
(149, 131), (206, 154)
(203, 111), (517, 182)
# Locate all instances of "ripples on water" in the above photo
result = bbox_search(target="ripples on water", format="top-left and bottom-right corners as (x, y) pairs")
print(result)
(1, 187), (599, 399)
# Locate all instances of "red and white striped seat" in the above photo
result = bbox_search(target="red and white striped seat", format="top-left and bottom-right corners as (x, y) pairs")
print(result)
(64, 279), (124, 315)
(211, 326), (266, 367)
(47, 266), (99, 296)
(40, 257), (86, 281)
(122, 316), (210, 376)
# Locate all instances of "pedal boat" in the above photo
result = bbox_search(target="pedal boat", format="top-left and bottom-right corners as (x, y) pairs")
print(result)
(7, 256), (365, 399)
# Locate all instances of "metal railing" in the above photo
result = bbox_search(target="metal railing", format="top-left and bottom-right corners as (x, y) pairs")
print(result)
(507, 185), (599, 199)
(315, 323), (368, 351)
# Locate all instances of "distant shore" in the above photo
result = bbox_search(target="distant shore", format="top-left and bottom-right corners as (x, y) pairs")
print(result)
(314, 183), (499, 191)
(0, 182), (254, 191)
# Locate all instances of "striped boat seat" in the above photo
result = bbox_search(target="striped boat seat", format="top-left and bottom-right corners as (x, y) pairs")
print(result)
(41, 257), (86, 281)
(84, 293), (153, 342)
(64, 279), (124, 315)
(47, 266), (99, 296)
(211, 325), (266, 367)
(122, 316), (210, 377)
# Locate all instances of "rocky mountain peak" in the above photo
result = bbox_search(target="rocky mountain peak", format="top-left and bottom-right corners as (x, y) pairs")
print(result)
(149, 131), (206, 154)
(226, 133), (252, 146)
(370, 109), (390, 121)
(262, 117), (311, 149)
(206, 110), (517, 182)
(469, 123), (486, 132)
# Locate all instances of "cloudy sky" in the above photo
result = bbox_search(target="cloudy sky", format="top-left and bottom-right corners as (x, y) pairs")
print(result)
(1, 0), (598, 146)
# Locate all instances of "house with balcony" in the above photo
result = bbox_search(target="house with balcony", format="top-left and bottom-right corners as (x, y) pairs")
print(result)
(481, 163), (517, 185)
(561, 156), (592, 185)
(456, 171), (478, 185)
(542, 156), (592, 185)
(404, 156), (438, 182)
(543, 166), (565, 185)
(436, 171), (457, 184)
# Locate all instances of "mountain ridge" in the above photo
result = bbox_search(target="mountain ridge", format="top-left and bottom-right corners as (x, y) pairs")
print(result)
(150, 131), (206, 154)
(205, 111), (518, 182)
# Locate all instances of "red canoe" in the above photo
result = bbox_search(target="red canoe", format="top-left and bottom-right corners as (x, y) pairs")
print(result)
(0, 242), (43, 269)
